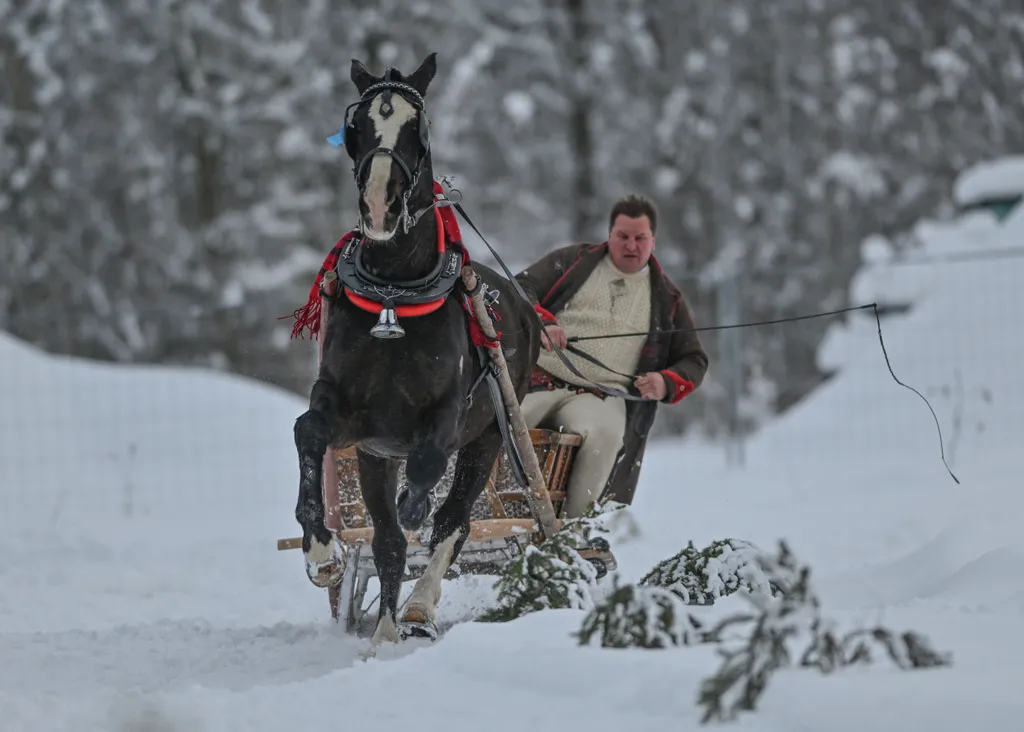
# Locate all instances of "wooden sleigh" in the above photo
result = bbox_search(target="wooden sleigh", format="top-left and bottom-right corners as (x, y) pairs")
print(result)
(276, 267), (616, 634)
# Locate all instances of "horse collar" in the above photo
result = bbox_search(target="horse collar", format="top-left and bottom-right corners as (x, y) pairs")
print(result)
(335, 208), (464, 339)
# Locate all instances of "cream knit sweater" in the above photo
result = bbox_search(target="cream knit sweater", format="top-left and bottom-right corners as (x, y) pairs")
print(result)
(536, 254), (652, 389)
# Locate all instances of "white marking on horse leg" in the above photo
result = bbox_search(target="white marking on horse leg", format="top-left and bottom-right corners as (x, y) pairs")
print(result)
(370, 612), (401, 648)
(363, 94), (417, 238)
(402, 528), (461, 624)
(304, 535), (344, 586)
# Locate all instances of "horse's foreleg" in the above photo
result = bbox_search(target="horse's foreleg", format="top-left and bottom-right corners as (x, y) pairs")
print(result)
(294, 377), (347, 587)
(356, 448), (407, 647)
(400, 425), (503, 639)
(396, 399), (462, 531)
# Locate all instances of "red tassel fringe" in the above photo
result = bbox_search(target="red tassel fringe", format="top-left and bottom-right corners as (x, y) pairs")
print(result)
(280, 233), (354, 339)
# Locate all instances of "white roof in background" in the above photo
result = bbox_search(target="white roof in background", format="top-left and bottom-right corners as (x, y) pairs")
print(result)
(953, 155), (1024, 206)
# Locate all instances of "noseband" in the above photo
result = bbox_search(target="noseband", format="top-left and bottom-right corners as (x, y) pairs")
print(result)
(329, 67), (437, 235)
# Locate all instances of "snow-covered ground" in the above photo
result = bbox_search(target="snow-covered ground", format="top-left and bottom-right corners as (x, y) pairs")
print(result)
(2, 199), (1023, 731)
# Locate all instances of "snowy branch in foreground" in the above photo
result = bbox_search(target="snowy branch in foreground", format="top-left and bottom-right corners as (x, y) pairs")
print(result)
(571, 537), (952, 723)
(640, 538), (779, 605)
(800, 624), (953, 673)
(696, 541), (815, 723)
(575, 536), (777, 649)
(476, 503), (614, 623)
(575, 580), (705, 649)
(696, 541), (953, 725)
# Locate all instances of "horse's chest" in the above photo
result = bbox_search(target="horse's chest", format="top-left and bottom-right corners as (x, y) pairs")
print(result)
(336, 345), (463, 416)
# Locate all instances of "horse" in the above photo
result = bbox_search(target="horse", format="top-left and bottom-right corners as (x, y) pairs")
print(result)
(290, 52), (542, 646)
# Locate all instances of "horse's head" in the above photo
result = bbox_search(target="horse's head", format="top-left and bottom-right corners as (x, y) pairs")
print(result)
(335, 53), (437, 242)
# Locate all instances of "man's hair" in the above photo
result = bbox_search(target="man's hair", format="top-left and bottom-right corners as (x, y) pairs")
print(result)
(608, 193), (658, 235)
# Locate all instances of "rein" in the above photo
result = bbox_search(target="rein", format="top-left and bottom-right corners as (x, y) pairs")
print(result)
(284, 174), (958, 484)
(293, 61), (960, 486)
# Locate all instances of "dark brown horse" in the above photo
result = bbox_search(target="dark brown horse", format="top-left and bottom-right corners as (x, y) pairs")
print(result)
(290, 53), (541, 646)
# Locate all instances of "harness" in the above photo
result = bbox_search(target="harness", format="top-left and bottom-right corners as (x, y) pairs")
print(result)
(335, 204), (465, 339)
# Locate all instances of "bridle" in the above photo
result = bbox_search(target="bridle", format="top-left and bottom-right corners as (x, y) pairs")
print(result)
(328, 67), (441, 236)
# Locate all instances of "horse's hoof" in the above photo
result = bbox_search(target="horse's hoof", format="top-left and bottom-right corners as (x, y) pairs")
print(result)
(398, 603), (439, 641)
(305, 558), (344, 588)
(304, 535), (345, 588)
(398, 619), (439, 642)
(396, 488), (431, 531)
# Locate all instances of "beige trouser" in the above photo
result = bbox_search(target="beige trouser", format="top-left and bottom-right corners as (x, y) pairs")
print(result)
(520, 387), (627, 518)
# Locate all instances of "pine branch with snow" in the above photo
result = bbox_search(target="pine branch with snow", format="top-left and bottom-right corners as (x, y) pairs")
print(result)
(575, 579), (705, 649)
(696, 541), (812, 723)
(477, 508), (607, 623)
(801, 625), (953, 672)
(640, 538), (779, 605)
(695, 541), (952, 724)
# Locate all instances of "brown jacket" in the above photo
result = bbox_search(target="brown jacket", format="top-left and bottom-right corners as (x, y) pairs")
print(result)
(515, 242), (709, 505)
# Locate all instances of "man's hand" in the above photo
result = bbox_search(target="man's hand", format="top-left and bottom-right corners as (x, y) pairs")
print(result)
(634, 372), (667, 401)
(540, 324), (567, 351)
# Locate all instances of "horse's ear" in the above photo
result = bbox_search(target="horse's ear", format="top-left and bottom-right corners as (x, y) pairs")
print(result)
(350, 59), (375, 95)
(405, 52), (437, 97)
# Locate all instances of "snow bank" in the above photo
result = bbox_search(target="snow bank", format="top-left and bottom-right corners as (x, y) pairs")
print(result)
(0, 331), (305, 536)
(0, 332), (316, 635)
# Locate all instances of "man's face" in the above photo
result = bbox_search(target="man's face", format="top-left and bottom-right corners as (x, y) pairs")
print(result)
(608, 214), (655, 273)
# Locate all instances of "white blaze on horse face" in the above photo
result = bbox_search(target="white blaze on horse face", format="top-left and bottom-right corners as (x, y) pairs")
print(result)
(364, 93), (417, 238)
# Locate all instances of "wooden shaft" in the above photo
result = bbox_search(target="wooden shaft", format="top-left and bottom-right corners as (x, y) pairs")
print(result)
(322, 269), (338, 297)
(460, 266), (561, 540)
(317, 277), (343, 534)
(276, 517), (554, 551)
